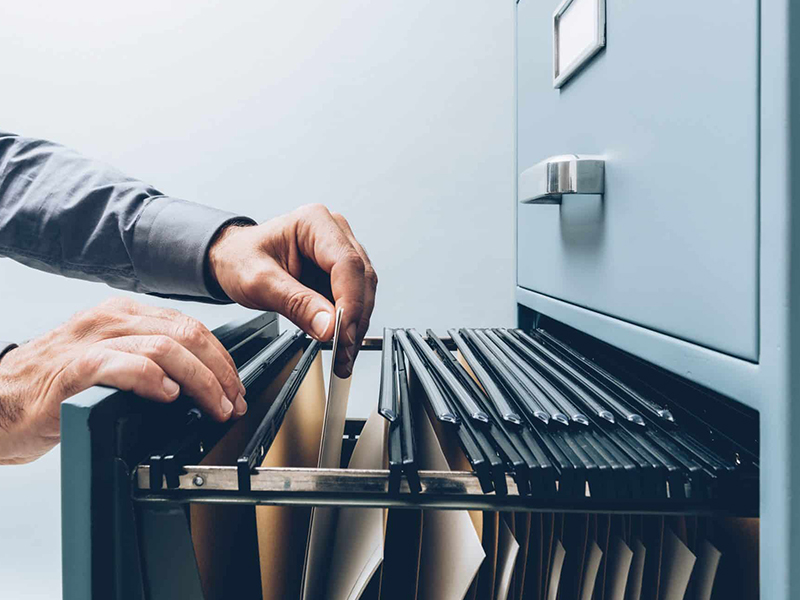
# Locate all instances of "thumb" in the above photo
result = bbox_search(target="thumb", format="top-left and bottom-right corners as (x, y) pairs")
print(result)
(268, 270), (335, 341)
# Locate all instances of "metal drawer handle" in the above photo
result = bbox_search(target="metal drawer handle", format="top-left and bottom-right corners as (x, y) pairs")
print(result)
(518, 154), (604, 204)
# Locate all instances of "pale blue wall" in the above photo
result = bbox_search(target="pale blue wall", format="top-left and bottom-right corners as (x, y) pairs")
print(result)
(0, 1), (515, 597)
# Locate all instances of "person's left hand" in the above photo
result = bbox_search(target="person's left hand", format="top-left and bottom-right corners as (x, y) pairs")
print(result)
(208, 204), (377, 377)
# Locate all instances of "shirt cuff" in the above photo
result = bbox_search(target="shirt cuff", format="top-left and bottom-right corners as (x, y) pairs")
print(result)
(0, 342), (18, 364)
(132, 197), (256, 301)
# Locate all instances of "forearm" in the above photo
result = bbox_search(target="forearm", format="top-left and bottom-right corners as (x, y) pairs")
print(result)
(0, 131), (253, 301)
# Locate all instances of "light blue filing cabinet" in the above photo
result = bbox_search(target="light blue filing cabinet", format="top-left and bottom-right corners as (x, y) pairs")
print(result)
(515, 0), (798, 597)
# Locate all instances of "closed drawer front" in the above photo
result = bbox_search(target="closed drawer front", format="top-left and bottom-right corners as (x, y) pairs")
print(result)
(516, 0), (759, 360)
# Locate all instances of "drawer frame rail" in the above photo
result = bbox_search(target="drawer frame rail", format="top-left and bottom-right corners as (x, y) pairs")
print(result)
(132, 464), (753, 516)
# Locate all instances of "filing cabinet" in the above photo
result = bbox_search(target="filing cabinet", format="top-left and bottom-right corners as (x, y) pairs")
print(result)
(515, 0), (800, 598)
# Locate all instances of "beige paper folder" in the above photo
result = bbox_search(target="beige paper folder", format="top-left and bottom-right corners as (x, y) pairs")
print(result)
(192, 351), (303, 600)
(580, 541), (604, 600)
(325, 408), (389, 600)
(624, 539), (647, 600)
(505, 514), (517, 598)
(496, 517), (521, 600)
(546, 539), (566, 600)
(412, 382), (486, 600)
(255, 352), (326, 600)
(303, 308), (354, 599)
(604, 537), (634, 600)
(658, 528), (696, 600)
(689, 539), (721, 600)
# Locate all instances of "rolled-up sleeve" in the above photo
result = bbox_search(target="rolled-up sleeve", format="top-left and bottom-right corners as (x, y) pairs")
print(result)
(0, 130), (254, 301)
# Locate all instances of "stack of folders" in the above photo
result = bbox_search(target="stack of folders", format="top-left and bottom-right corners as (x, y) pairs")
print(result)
(184, 322), (759, 600)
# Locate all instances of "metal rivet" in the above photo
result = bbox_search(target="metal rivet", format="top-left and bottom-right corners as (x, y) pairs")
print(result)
(193, 475), (205, 487)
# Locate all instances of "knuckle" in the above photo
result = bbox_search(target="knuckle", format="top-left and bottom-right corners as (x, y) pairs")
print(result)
(297, 203), (329, 221)
(342, 251), (366, 275)
(200, 371), (218, 395)
(102, 297), (137, 312)
(160, 307), (183, 321)
(220, 368), (239, 392)
(77, 348), (105, 374)
(148, 335), (175, 357)
(365, 267), (379, 288)
(135, 356), (154, 380)
(179, 323), (206, 347)
(183, 360), (199, 384)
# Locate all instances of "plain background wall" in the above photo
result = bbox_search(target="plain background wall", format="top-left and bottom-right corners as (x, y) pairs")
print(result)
(0, 1), (515, 597)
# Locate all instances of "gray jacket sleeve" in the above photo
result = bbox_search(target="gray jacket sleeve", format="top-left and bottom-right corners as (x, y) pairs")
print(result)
(0, 130), (255, 301)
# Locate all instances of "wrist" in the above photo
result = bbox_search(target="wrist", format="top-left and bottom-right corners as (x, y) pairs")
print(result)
(206, 220), (254, 300)
(0, 347), (38, 464)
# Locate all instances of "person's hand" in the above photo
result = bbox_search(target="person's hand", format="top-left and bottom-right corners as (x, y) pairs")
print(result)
(0, 298), (246, 464)
(208, 204), (378, 378)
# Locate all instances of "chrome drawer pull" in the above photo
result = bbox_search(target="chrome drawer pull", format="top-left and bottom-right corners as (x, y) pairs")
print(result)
(519, 154), (604, 204)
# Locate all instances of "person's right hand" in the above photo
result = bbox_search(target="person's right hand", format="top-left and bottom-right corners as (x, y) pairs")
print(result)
(0, 297), (245, 465)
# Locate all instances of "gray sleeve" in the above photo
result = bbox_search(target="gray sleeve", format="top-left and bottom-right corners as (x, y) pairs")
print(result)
(0, 130), (255, 301)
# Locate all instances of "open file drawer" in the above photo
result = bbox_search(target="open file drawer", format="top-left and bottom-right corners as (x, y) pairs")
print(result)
(61, 313), (759, 600)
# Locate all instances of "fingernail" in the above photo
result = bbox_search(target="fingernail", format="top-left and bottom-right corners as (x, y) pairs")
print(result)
(221, 396), (234, 417)
(346, 322), (358, 345)
(234, 393), (248, 416)
(311, 311), (331, 339)
(162, 377), (180, 398)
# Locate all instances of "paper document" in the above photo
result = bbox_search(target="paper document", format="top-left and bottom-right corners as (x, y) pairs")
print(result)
(624, 539), (647, 600)
(605, 537), (634, 600)
(658, 529), (696, 600)
(690, 539), (721, 600)
(303, 308), (354, 599)
(325, 409), (389, 600)
(495, 517), (521, 600)
(545, 540), (566, 600)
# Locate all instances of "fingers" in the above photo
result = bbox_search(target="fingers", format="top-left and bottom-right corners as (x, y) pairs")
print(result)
(99, 335), (243, 422)
(250, 267), (338, 341)
(293, 204), (368, 375)
(149, 307), (239, 376)
(65, 298), (245, 419)
(95, 303), (246, 409)
(330, 213), (378, 371)
(55, 348), (180, 407)
(135, 306), (244, 398)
